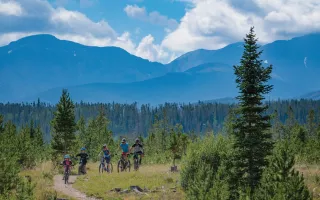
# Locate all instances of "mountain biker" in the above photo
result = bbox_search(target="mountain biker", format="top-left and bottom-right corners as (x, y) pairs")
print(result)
(61, 154), (73, 180)
(76, 147), (89, 174)
(130, 138), (144, 165)
(98, 144), (111, 172)
(119, 138), (129, 162)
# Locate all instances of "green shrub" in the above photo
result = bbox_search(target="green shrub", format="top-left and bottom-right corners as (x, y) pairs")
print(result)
(181, 134), (235, 199)
(254, 141), (312, 200)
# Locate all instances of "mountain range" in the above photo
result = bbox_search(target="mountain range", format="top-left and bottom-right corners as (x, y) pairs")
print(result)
(1, 33), (320, 105)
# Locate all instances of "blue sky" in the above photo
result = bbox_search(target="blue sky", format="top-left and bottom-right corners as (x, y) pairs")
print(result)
(1, 0), (320, 63)
(48, 0), (187, 44)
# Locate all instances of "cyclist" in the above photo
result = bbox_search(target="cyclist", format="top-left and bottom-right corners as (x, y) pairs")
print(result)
(130, 138), (144, 165)
(119, 138), (129, 162)
(76, 147), (89, 174)
(61, 154), (73, 180)
(98, 144), (111, 172)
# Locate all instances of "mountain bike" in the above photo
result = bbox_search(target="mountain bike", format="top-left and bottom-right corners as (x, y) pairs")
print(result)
(117, 153), (131, 173)
(61, 164), (74, 184)
(99, 156), (113, 173)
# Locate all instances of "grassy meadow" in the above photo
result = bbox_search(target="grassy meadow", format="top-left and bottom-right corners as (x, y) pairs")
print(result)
(73, 162), (184, 200)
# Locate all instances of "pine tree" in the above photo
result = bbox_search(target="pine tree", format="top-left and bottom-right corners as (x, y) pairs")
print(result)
(295, 126), (307, 144)
(29, 120), (35, 139)
(51, 89), (76, 156)
(0, 121), (20, 196)
(18, 127), (37, 168)
(222, 107), (236, 136)
(255, 141), (312, 200)
(306, 109), (316, 138)
(34, 125), (44, 148)
(0, 115), (4, 133)
(317, 123), (320, 141)
(271, 110), (285, 139)
(233, 27), (273, 193)
(285, 106), (296, 128)
(77, 115), (86, 140)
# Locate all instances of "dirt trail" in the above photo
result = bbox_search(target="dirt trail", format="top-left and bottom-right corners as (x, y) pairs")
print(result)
(53, 175), (98, 200)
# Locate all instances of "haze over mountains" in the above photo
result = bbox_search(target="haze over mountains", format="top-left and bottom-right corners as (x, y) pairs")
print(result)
(1, 34), (320, 105)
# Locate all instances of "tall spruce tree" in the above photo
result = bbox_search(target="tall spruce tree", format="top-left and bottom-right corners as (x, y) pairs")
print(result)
(51, 89), (76, 156)
(233, 27), (273, 193)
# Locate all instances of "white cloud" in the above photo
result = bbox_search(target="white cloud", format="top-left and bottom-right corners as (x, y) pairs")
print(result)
(0, 32), (40, 46)
(0, 0), (173, 63)
(271, 73), (284, 81)
(51, 8), (117, 38)
(304, 57), (308, 68)
(5, 0), (320, 64)
(136, 34), (170, 62)
(124, 4), (146, 18)
(113, 32), (136, 54)
(124, 4), (178, 30)
(0, 0), (23, 16)
(162, 0), (320, 53)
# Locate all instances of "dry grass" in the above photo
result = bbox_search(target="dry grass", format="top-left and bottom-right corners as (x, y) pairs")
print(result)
(20, 162), (76, 200)
(21, 161), (319, 199)
(73, 162), (185, 200)
(296, 164), (320, 200)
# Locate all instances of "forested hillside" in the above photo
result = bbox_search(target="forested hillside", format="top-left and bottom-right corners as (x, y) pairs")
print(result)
(1, 99), (319, 140)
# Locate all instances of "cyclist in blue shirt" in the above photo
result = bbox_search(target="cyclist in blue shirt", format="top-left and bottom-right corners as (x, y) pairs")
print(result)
(119, 138), (129, 161)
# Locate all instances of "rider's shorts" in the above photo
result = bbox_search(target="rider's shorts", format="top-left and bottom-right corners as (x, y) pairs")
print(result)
(104, 155), (111, 163)
(121, 152), (129, 156)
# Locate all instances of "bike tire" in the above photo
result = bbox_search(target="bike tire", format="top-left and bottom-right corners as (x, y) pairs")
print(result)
(127, 160), (131, 172)
(117, 160), (122, 173)
(99, 163), (104, 174)
(108, 163), (113, 173)
(134, 158), (139, 171)
(64, 173), (68, 184)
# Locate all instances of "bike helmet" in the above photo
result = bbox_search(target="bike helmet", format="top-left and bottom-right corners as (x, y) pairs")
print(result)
(81, 147), (86, 151)
(64, 154), (70, 159)
(121, 138), (126, 143)
(103, 144), (107, 148)
(135, 138), (140, 143)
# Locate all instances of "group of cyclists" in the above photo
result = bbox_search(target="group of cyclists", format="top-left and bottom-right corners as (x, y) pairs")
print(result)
(61, 138), (144, 175)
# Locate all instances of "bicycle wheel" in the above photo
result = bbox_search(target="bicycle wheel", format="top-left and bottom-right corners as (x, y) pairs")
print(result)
(78, 165), (81, 175)
(127, 160), (131, 172)
(99, 163), (104, 174)
(134, 158), (139, 171)
(107, 162), (113, 173)
(117, 160), (123, 173)
(64, 172), (68, 184)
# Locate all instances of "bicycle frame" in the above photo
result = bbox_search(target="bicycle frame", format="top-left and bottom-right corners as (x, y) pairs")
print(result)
(64, 165), (71, 184)
(100, 156), (112, 173)
(117, 153), (131, 172)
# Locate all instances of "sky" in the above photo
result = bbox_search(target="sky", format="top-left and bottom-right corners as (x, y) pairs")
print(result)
(0, 0), (320, 64)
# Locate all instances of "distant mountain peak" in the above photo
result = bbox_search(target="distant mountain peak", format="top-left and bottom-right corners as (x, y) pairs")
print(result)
(1, 33), (320, 104)
(9, 34), (58, 45)
(300, 90), (320, 100)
